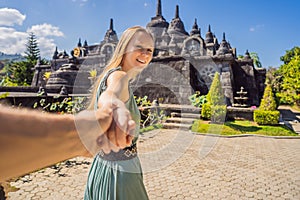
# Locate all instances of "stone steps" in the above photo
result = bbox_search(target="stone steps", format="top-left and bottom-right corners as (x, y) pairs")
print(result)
(171, 112), (201, 119)
(162, 122), (192, 130)
(163, 107), (201, 130)
(166, 117), (195, 124)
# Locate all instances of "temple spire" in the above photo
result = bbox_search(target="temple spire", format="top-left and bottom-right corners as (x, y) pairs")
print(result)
(104, 18), (118, 42)
(190, 18), (200, 36)
(244, 49), (251, 59)
(52, 46), (58, 59)
(205, 24), (213, 43)
(77, 38), (82, 47)
(217, 32), (229, 55)
(193, 19), (198, 30)
(175, 5), (179, 18)
(156, 0), (162, 16)
(84, 40), (88, 47)
(109, 18), (113, 30)
(146, 0), (169, 34)
(167, 4), (188, 35)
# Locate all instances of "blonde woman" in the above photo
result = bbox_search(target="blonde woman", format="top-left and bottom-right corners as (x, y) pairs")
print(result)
(84, 26), (154, 200)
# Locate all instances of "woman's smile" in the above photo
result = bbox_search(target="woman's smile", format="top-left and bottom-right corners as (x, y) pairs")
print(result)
(121, 31), (154, 72)
(136, 58), (146, 64)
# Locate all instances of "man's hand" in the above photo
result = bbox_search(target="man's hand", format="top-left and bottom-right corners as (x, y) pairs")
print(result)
(75, 98), (135, 155)
(96, 100), (136, 154)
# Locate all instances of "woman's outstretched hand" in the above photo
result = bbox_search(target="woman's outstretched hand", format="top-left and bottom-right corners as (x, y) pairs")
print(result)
(76, 97), (135, 155)
(96, 99), (136, 154)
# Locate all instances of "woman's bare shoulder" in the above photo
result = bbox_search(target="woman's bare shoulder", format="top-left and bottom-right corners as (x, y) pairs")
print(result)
(105, 70), (129, 101)
(106, 70), (128, 87)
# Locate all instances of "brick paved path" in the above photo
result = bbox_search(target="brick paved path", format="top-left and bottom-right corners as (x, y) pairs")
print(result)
(7, 129), (300, 199)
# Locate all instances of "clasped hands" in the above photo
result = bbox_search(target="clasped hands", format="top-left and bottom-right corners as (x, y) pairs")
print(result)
(75, 98), (136, 155)
(96, 99), (136, 154)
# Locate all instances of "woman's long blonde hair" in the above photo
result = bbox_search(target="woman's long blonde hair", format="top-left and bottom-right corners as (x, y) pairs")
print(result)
(87, 26), (153, 110)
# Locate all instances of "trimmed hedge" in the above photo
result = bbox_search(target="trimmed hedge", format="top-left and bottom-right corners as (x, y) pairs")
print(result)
(254, 83), (280, 125)
(201, 103), (211, 120)
(201, 104), (227, 123)
(253, 110), (280, 125)
(211, 105), (227, 123)
(201, 72), (227, 122)
(259, 84), (277, 111)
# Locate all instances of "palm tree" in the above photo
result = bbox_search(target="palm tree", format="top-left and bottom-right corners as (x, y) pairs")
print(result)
(249, 52), (262, 68)
(237, 52), (262, 68)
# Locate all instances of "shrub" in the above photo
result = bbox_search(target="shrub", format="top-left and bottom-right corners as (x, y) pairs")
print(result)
(260, 84), (277, 110)
(201, 103), (211, 120)
(135, 96), (166, 128)
(43, 71), (51, 80)
(89, 69), (97, 78)
(254, 110), (280, 125)
(188, 91), (207, 107)
(33, 96), (86, 114)
(201, 72), (227, 121)
(207, 72), (225, 105)
(254, 83), (279, 125)
(211, 105), (227, 123)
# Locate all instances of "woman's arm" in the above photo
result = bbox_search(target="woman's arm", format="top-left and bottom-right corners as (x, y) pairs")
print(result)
(95, 71), (134, 152)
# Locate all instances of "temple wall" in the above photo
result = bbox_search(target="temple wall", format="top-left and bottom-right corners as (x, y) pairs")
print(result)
(132, 56), (192, 104)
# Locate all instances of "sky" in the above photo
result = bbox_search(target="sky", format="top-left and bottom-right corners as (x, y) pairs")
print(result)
(0, 0), (299, 68)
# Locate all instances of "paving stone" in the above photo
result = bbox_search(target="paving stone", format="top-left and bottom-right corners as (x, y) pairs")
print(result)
(5, 129), (300, 199)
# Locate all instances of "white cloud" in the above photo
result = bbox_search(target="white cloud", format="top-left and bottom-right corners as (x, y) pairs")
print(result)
(0, 23), (64, 58)
(0, 27), (27, 55)
(72, 0), (88, 6)
(26, 24), (64, 58)
(144, 3), (148, 7)
(37, 37), (57, 58)
(249, 24), (265, 32)
(249, 27), (255, 32)
(27, 23), (64, 37)
(0, 8), (26, 26)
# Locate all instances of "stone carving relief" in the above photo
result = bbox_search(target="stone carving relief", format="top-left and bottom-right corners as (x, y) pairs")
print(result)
(198, 65), (216, 87)
(182, 39), (201, 56)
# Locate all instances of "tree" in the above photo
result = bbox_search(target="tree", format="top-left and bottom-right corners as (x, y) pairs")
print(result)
(238, 52), (262, 68)
(6, 61), (34, 86)
(277, 55), (300, 106)
(25, 32), (40, 63)
(250, 52), (262, 68)
(1, 33), (43, 86)
(266, 67), (281, 107)
(280, 46), (300, 65)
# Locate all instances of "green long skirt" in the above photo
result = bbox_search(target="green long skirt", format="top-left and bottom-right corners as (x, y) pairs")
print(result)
(84, 155), (149, 200)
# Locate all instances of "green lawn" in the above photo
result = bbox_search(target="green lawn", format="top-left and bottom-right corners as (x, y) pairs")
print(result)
(292, 105), (300, 112)
(140, 124), (163, 134)
(191, 120), (298, 136)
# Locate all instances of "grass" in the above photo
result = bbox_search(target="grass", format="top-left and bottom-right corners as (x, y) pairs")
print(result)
(140, 124), (163, 134)
(291, 104), (300, 112)
(191, 120), (298, 136)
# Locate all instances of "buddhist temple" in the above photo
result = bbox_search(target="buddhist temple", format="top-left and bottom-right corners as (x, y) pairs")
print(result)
(31, 0), (266, 106)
